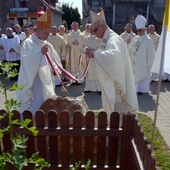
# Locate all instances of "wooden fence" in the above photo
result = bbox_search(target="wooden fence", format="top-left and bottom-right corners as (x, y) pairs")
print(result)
(0, 110), (158, 170)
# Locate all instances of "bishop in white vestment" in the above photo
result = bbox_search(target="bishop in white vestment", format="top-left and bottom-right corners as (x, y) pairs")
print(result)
(17, 9), (62, 115)
(85, 9), (138, 123)
(128, 15), (155, 94)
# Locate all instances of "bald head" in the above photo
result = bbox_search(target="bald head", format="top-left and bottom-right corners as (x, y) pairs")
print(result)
(125, 23), (133, 33)
(51, 26), (58, 35)
(58, 25), (66, 35)
(148, 24), (155, 35)
(71, 21), (79, 31)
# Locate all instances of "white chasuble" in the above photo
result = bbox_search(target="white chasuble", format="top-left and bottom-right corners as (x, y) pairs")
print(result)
(93, 28), (138, 116)
(17, 34), (61, 115)
(128, 34), (155, 83)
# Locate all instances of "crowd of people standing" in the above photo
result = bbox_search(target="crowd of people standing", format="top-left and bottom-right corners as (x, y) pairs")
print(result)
(0, 17), (169, 86)
(0, 9), (169, 126)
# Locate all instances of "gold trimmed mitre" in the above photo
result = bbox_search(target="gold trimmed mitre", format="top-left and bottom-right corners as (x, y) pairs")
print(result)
(89, 8), (106, 29)
(37, 8), (52, 29)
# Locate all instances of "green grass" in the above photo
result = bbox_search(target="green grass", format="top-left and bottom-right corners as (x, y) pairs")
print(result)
(137, 113), (170, 170)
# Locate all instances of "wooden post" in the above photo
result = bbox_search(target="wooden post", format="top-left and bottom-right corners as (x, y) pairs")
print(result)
(120, 112), (135, 170)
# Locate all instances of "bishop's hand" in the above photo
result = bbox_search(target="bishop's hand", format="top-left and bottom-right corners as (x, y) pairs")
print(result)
(41, 44), (49, 55)
(84, 47), (95, 58)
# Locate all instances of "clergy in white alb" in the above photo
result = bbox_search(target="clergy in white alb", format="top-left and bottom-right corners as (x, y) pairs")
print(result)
(13, 24), (26, 43)
(80, 24), (101, 92)
(120, 23), (136, 50)
(47, 26), (66, 59)
(58, 25), (69, 70)
(148, 24), (160, 52)
(128, 15), (155, 94)
(82, 23), (91, 37)
(68, 21), (84, 83)
(2, 27), (20, 78)
(0, 28), (6, 62)
(2, 28), (20, 62)
(47, 25), (67, 85)
(148, 24), (161, 81)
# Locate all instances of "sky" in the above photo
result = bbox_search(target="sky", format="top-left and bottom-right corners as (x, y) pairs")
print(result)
(58, 0), (82, 18)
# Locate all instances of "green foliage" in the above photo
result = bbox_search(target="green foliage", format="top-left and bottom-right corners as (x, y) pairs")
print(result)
(70, 161), (81, 170)
(137, 113), (170, 170)
(70, 159), (91, 170)
(0, 127), (8, 138)
(0, 61), (50, 169)
(84, 159), (91, 170)
(27, 152), (50, 170)
(12, 119), (39, 136)
(58, 2), (82, 31)
(0, 61), (18, 80)
(0, 151), (49, 170)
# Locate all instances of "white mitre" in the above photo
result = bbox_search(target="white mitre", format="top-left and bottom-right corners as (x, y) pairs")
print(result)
(89, 8), (106, 29)
(135, 15), (147, 29)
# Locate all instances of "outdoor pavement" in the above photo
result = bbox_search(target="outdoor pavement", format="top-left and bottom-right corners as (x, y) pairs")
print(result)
(0, 78), (170, 148)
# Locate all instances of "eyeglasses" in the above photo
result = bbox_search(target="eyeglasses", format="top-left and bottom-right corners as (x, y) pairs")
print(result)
(137, 29), (142, 32)
(94, 26), (102, 33)
(94, 27), (99, 33)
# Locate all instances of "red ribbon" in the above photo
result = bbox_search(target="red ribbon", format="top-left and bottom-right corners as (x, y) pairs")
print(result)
(45, 53), (90, 92)
(45, 54), (68, 94)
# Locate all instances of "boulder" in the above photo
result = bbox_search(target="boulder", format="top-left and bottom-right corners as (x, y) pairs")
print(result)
(39, 96), (88, 125)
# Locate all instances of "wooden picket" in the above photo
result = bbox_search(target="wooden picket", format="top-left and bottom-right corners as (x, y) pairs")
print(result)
(0, 109), (157, 170)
